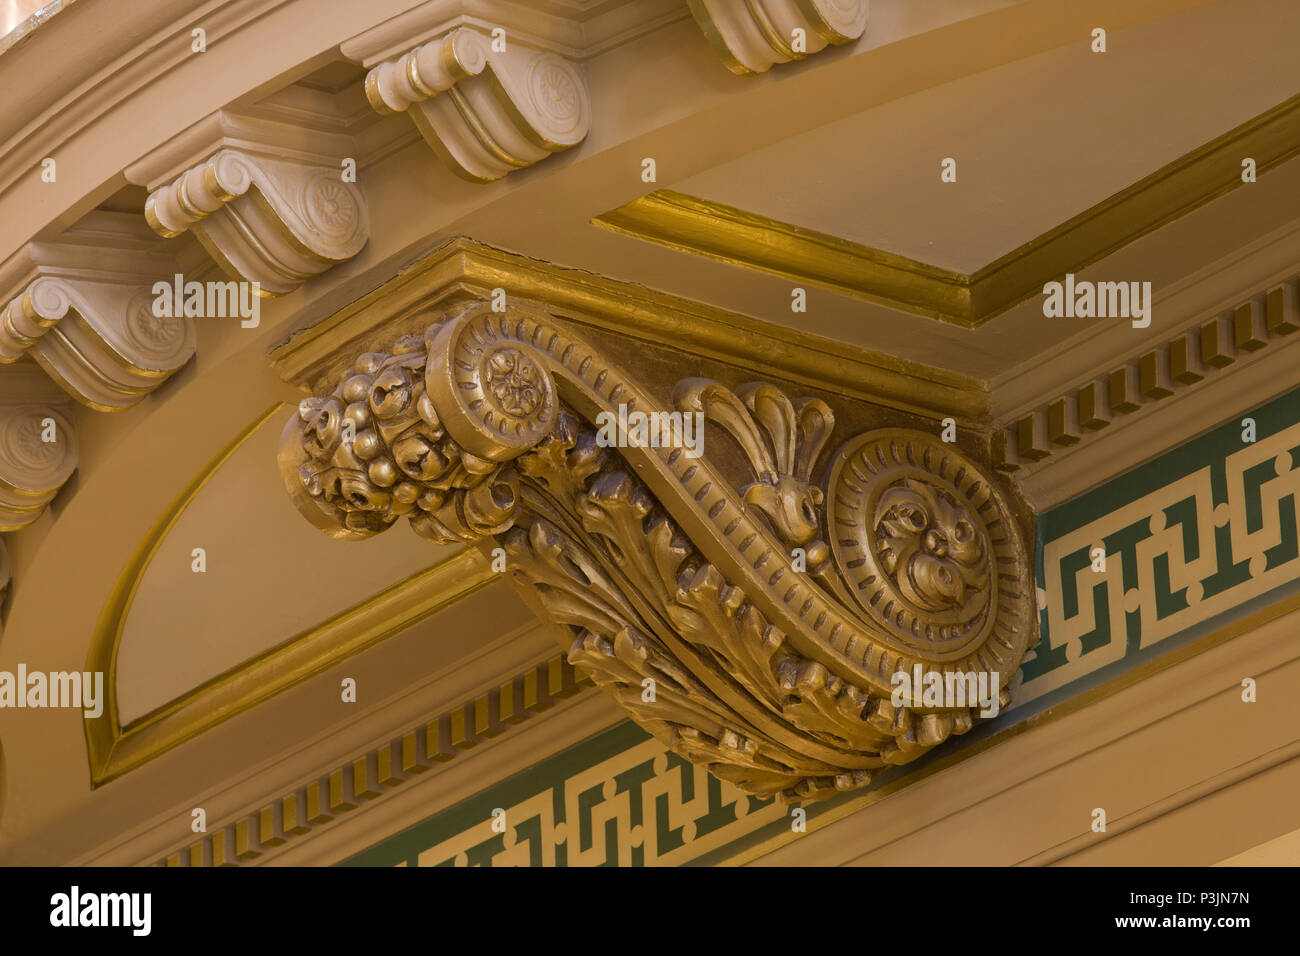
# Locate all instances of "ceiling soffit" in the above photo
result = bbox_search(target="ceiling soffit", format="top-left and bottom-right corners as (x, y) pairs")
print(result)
(593, 93), (1300, 328)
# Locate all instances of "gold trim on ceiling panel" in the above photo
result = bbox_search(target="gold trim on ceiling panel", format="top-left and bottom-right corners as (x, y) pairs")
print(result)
(594, 189), (974, 323)
(268, 237), (988, 422)
(970, 91), (1300, 320)
(593, 93), (1300, 329)
(84, 402), (496, 786)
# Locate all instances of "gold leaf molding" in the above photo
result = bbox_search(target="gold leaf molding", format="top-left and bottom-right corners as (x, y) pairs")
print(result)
(594, 93), (1300, 327)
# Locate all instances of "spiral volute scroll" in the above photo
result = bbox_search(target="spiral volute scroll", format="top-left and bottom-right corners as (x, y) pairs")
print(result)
(280, 301), (1036, 802)
(827, 430), (1032, 667)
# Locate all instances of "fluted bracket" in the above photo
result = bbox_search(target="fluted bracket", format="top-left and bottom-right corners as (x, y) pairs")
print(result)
(688, 0), (868, 74)
(279, 300), (1035, 802)
(365, 28), (591, 182)
(146, 149), (369, 295)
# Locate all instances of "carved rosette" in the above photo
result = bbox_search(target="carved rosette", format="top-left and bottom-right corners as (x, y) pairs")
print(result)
(827, 431), (1021, 658)
(0, 404), (78, 531)
(280, 302), (1035, 802)
(365, 28), (591, 183)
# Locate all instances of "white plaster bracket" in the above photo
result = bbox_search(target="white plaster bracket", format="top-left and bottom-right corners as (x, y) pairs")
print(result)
(144, 148), (370, 296)
(364, 27), (591, 183)
(0, 214), (197, 412)
(0, 402), (77, 532)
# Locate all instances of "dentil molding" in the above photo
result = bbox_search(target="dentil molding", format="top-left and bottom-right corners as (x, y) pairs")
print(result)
(365, 27), (591, 183)
(992, 264), (1300, 509)
(279, 296), (1036, 803)
(688, 0), (869, 75)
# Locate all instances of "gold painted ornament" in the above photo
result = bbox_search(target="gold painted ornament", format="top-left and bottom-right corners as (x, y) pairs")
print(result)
(281, 301), (1036, 802)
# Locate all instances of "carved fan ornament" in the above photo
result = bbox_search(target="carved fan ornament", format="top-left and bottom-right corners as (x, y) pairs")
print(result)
(279, 303), (1035, 802)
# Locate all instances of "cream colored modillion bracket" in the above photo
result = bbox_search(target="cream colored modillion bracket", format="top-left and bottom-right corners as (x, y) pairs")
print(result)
(279, 294), (1038, 804)
(689, 0), (869, 75)
(365, 27), (591, 183)
(0, 368), (78, 597)
(0, 216), (197, 411)
(0, 403), (77, 532)
(145, 150), (370, 296)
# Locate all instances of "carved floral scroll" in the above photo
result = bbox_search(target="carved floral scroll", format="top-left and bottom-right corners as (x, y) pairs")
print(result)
(279, 302), (1035, 802)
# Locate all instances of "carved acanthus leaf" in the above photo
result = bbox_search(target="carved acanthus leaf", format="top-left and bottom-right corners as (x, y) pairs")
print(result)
(676, 378), (832, 565)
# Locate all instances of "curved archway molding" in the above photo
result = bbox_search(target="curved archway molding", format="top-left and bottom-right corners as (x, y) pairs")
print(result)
(81, 400), (497, 786)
